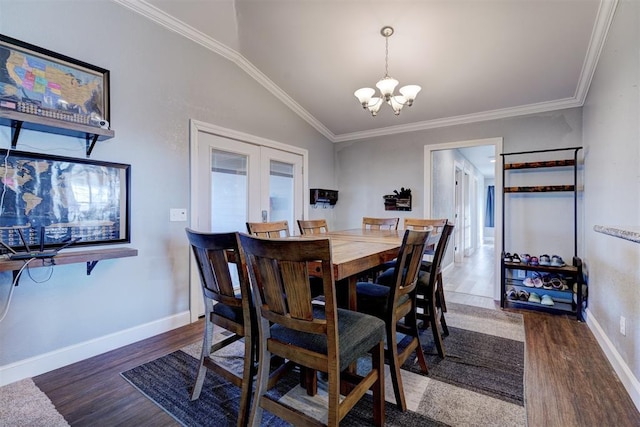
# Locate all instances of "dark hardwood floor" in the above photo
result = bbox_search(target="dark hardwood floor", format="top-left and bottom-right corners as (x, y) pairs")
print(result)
(33, 245), (640, 426)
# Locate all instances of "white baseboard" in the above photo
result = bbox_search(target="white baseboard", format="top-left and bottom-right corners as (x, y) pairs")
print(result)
(0, 311), (191, 387)
(586, 307), (640, 411)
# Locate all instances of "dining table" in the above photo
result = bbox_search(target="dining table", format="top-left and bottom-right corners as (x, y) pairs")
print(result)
(305, 228), (437, 310)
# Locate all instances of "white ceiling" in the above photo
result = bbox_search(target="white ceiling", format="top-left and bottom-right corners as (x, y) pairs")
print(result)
(121, 0), (613, 144)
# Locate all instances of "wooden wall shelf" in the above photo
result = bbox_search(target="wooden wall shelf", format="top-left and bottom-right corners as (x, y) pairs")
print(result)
(504, 185), (575, 193)
(0, 247), (137, 282)
(505, 159), (576, 170)
(0, 110), (115, 157)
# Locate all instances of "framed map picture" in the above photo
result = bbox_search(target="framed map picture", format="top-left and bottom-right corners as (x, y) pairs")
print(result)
(0, 34), (109, 128)
(0, 150), (130, 250)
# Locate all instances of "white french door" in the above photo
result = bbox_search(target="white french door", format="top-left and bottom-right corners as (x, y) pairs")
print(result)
(189, 121), (306, 320)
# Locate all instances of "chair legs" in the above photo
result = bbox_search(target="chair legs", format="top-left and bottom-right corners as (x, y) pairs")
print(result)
(371, 340), (386, 426)
(388, 309), (428, 412)
(190, 316), (214, 401)
(191, 317), (255, 427)
(416, 295), (447, 359)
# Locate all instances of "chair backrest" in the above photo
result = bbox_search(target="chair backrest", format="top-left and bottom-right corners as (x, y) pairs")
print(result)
(297, 219), (329, 235)
(246, 220), (291, 238)
(362, 217), (400, 230)
(387, 229), (431, 314)
(239, 233), (338, 366)
(404, 218), (447, 232)
(405, 218), (448, 252)
(428, 223), (455, 281)
(185, 228), (252, 321)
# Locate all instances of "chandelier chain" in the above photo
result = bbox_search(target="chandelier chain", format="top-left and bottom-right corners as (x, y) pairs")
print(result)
(384, 36), (389, 77)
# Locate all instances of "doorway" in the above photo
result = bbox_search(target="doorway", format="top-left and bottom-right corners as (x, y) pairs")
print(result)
(424, 137), (503, 301)
(189, 120), (309, 320)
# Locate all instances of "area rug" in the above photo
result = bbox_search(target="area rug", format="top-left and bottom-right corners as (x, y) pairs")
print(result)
(0, 378), (69, 426)
(121, 302), (526, 426)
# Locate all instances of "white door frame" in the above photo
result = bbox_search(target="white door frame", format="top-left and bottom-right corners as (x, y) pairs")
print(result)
(424, 137), (503, 301)
(453, 162), (464, 263)
(189, 119), (309, 322)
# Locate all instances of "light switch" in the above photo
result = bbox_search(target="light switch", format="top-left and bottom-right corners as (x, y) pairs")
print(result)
(170, 208), (187, 222)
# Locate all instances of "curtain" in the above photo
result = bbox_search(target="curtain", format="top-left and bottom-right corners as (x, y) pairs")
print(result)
(485, 185), (495, 227)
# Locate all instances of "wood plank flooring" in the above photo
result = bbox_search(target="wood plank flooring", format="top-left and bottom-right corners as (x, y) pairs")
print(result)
(33, 244), (640, 426)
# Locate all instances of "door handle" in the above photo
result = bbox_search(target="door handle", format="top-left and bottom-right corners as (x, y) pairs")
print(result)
(261, 210), (268, 222)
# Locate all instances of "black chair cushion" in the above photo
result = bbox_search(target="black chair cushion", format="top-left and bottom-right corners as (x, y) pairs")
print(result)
(270, 306), (385, 371)
(356, 281), (410, 318)
(212, 299), (243, 324)
(375, 268), (396, 287)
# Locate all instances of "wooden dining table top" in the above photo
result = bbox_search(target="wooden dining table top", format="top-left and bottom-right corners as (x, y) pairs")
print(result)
(303, 228), (439, 281)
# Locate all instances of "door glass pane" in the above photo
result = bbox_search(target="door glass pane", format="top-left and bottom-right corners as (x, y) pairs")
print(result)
(269, 160), (294, 231)
(210, 150), (248, 232)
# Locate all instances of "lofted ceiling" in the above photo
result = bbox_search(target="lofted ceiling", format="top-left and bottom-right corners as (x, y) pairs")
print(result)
(121, 0), (613, 143)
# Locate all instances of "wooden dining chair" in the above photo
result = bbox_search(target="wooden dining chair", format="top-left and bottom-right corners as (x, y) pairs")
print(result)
(297, 219), (329, 235)
(360, 217), (400, 280)
(248, 220), (324, 298)
(362, 216), (400, 230)
(355, 229), (431, 411)
(239, 234), (386, 427)
(245, 220), (291, 238)
(415, 223), (454, 357)
(185, 229), (256, 427)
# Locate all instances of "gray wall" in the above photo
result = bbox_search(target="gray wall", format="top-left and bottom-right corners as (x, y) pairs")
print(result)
(582, 0), (639, 381)
(334, 108), (582, 237)
(0, 0), (334, 373)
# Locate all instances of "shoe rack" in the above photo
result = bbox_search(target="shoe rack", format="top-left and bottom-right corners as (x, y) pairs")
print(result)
(500, 147), (585, 321)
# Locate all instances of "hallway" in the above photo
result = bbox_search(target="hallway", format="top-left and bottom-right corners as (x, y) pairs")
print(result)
(442, 244), (497, 310)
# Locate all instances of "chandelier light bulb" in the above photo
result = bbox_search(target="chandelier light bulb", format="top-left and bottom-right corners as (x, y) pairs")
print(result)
(354, 87), (375, 108)
(354, 26), (420, 117)
(376, 76), (399, 100)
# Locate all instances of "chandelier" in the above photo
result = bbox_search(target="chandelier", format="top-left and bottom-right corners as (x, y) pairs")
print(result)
(354, 26), (421, 116)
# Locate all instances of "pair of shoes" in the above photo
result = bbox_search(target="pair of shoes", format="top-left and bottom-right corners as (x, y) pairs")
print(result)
(540, 295), (555, 306)
(543, 274), (568, 290)
(550, 255), (565, 267)
(528, 292), (541, 303)
(539, 254), (551, 266)
(530, 256), (539, 266)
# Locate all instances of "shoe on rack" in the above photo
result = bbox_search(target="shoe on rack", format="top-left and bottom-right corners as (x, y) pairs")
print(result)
(507, 289), (518, 300)
(518, 290), (530, 301)
(540, 294), (555, 306)
(551, 255), (565, 267)
(530, 256), (539, 266)
(523, 277), (535, 287)
(533, 275), (543, 288)
(512, 253), (521, 263)
(521, 254), (531, 264)
(539, 254), (551, 266)
(528, 292), (541, 303)
(503, 252), (513, 263)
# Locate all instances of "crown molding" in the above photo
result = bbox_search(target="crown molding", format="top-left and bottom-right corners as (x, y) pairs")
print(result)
(111, 0), (336, 141)
(574, 0), (618, 104)
(332, 97), (583, 142)
(113, 0), (614, 144)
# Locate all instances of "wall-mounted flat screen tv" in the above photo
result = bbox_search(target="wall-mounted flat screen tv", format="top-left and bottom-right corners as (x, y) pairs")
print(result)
(0, 149), (130, 250)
